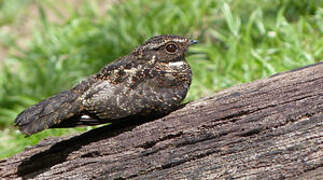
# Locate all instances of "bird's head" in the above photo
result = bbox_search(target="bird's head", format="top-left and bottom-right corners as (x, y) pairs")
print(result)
(133, 35), (198, 63)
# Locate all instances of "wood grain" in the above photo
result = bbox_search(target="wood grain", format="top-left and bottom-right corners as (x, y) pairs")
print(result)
(0, 62), (322, 180)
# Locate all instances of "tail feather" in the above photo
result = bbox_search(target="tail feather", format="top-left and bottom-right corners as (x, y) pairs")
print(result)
(15, 90), (81, 135)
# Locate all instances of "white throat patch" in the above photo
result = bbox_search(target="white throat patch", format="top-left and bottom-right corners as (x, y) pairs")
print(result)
(168, 61), (185, 68)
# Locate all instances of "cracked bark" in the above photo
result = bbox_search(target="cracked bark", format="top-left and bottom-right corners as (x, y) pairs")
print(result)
(0, 62), (322, 180)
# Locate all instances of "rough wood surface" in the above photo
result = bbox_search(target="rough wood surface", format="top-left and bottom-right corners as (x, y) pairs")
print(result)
(0, 62), (322, 180)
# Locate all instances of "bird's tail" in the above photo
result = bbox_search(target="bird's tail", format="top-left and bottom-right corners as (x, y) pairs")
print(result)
(14, 90), (82, 136)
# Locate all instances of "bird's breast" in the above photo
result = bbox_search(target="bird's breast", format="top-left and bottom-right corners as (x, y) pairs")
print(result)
(153, 61), (192, 88)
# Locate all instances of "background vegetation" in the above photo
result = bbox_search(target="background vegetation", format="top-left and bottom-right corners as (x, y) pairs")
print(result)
(0, 0), (322, 159)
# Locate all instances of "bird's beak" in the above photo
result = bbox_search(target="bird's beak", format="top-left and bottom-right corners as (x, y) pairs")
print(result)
(189, 40), (199, 46)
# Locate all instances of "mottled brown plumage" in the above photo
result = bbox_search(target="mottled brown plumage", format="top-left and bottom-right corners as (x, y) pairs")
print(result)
(14, 35), (198, 135)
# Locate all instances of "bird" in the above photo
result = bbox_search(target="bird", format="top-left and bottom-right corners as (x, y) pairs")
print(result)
(14, 35), (199, 136)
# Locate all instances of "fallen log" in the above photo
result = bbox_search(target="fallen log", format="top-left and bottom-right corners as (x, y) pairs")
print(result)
(0, 62), (322, 180)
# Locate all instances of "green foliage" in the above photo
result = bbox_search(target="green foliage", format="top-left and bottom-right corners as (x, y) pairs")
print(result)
(0, 0), (32, 26)
(0, 0), (322, 159)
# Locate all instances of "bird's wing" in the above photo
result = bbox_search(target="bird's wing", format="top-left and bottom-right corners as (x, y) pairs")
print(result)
(80, 79), (156, 120)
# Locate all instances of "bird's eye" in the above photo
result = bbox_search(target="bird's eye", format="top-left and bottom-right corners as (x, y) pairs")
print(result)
(165, 42), (178, 54)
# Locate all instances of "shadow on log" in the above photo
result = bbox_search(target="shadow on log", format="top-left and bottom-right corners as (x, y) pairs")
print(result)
(0, 62), (322, 180)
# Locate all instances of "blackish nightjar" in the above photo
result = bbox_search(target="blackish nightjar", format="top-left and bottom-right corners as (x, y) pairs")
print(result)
(15, 35), (198, 135)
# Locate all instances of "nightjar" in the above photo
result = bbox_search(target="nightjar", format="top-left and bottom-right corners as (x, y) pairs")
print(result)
(15, 35), (198, 135)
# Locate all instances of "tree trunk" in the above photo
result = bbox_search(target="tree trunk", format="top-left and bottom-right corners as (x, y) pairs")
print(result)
(0, 62), (322, 180)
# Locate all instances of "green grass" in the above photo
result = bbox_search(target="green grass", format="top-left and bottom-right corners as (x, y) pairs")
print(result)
(0, 0), (322, 159)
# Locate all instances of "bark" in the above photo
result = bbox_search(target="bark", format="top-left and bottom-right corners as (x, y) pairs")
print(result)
(0, 62), (322, 180)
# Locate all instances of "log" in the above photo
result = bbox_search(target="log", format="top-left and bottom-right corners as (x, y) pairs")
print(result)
(0, 62), (322, 180)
